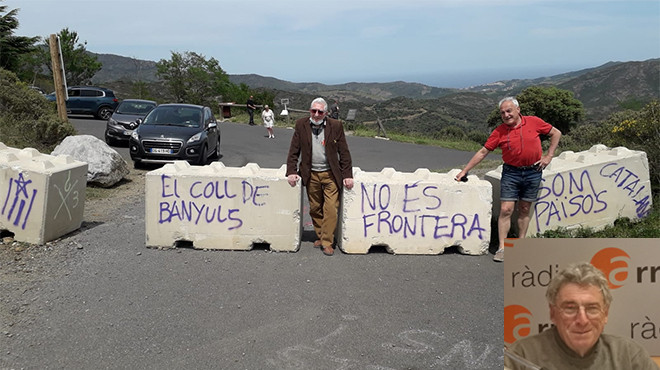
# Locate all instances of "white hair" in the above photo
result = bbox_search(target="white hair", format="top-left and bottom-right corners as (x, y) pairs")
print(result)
(498, 96), (519, 109)
(310, 97), (328, 111)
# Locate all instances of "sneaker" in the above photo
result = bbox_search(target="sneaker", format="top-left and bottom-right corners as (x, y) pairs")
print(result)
(493, 248), (504, 262)
(271, 135), (275, 139)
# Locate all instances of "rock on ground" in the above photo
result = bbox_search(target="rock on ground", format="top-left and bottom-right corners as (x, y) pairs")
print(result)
(52, 135), (129, 187)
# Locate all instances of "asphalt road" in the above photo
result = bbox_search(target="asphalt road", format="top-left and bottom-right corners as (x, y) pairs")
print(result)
(2, 117), (503, 369)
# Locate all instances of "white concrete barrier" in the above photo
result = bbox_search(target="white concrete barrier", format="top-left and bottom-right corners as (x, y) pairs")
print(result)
(145, 161), (302, 251)
(0, 143), (87, 244)
(339, 167), (492, 255)
(485, 144), (652, 236)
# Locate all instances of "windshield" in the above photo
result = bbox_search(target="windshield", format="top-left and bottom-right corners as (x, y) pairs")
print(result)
(116, 101), (156, 115)
(143, 106), (202, 128)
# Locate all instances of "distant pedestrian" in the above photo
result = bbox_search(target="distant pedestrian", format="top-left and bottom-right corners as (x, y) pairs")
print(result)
(262, 105), (275, 138)
(286, 97), (354, 256)
(246, 95), (256, 125)
(455, 96), (561, 262)
(329, 99), (340, 119)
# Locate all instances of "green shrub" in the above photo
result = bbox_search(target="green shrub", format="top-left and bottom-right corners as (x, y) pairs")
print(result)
(607, 101), (659, 189)
(0, 68), (76, 152)
(437, 125), (466, 140)
(467, 129), (489, 145)
(562, 101), (659, 192)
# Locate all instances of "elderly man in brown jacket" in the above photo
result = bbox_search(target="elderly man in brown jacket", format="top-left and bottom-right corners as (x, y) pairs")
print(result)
(286, 97), (354, 256)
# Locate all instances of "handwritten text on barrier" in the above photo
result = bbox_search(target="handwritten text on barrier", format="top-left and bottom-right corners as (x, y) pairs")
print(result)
(360, 182), (486, 240)
(534, 162), (651, 232)
(157, 175), (269, 230)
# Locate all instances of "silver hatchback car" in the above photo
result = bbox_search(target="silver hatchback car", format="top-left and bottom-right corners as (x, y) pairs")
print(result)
(105, 99), (157, 145)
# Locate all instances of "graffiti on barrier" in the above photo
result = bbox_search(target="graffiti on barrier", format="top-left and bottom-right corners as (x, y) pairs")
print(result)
(157, 174), (269, 230)
(2, 172), (37, 229)
(533, 162), (651, 232)
(599, 162), (651, 218)
(534, 169), (608, 232)
(360, 182), (486, 240)
(53, 170), (81, 221)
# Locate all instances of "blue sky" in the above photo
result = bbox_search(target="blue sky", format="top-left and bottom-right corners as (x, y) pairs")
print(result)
(8, 0), (660, 88)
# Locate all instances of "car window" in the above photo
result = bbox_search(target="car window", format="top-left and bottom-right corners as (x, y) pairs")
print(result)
(80, 89), (102, 97)
(68, 89), (81, 97)
(144, 106), (202, 127)
(117, 102), (156, 115)
(203, 108), (210, 125)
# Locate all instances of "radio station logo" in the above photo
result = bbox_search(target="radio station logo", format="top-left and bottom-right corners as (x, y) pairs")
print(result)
(590, 247), (631, 289)
(504, 305), (532, 344)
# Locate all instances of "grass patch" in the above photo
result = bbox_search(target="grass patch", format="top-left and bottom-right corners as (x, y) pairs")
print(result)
(84, 177), (138, 201)
(350, 125), (488, 153)
(85, 186), (109, 201)
(222, 110), (303, 129)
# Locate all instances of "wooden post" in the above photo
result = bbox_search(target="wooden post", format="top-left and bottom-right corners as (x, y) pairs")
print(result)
(49, 34), (68, 122)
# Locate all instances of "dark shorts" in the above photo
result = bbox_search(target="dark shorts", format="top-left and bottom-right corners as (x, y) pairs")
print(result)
(500, 163), (543, 202)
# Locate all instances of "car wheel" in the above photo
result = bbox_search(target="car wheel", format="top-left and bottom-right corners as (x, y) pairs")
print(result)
(211, 137), (220, 159)
(96, 106), (114, 120)
(196, 144), (208, 166)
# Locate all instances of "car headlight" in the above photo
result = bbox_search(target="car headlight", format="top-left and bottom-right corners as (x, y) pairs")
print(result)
(131, 131), (139, 140)
(108, 118), (118, 126)
(187, 132), (202, 143)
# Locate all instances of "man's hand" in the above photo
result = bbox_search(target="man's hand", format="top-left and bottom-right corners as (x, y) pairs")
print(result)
(287, 174), (299, 187)
(455, 170), (468, 182)
(343, 178), (354, 190)
(535, 154), (553, 170)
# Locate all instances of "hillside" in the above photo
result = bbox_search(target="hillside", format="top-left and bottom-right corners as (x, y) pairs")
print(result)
(91, 53), (659, 135)
(557, 59), (660, 120)
(228, 74), (456, 103)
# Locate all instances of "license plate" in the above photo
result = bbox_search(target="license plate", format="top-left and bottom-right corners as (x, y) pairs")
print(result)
(150, 148), (172, 154)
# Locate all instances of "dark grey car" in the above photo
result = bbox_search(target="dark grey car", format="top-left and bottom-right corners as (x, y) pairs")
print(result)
(129, 104), (220, 167)
(105, 99), (157, 145)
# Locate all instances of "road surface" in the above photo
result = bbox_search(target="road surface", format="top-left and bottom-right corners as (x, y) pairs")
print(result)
(1, 117), (503, 369)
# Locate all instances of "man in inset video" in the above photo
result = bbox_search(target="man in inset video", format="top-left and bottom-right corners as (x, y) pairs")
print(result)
(505, 262), (658, 370)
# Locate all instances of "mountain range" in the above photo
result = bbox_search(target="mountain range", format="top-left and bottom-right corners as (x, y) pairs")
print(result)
(91, 54), (659, 136)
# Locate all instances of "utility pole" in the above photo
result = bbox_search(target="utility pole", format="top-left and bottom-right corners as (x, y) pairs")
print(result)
(49, 34), (68, 121)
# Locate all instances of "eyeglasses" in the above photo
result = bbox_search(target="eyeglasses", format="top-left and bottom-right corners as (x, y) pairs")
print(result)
(310, 109), (326, 115)
(556, 304), (604, 319)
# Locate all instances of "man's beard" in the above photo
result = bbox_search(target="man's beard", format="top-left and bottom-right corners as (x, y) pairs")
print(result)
(310, 117), (325, 125)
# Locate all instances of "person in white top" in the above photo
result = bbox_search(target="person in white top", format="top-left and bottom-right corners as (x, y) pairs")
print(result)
(261, 105), (275, 138)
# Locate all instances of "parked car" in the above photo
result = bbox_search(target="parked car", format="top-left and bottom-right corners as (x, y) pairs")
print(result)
(129, 103), (220, 167)
(105, 99), (157, 145)
(28, 85), (46, 95)
(45, 86), (119, 120)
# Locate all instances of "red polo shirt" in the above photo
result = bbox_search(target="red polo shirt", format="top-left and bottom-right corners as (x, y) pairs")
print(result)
(484, 116), (553, 167)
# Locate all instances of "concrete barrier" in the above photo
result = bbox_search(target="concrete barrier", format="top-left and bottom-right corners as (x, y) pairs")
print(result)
(145, 161), (302, 251)
(485, 144), (652, 236)
(339, 168), (492, 255)
(0, 143), (87, 244)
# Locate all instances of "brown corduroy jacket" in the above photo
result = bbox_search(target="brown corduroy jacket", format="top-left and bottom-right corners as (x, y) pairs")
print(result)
(286, 117), (353, 187)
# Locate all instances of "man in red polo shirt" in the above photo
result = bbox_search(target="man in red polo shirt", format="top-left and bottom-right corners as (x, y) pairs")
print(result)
(455, 97), (561, 262)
